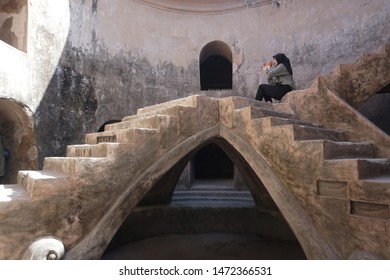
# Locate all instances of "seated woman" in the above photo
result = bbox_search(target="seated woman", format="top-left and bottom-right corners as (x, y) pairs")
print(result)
(255, 53), (296, 102)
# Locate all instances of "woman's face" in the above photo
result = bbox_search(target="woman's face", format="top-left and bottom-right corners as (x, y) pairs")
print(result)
(272, 58), (278, 66)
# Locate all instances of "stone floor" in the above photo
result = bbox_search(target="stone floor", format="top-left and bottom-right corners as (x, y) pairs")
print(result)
(101, 232), (306, 260)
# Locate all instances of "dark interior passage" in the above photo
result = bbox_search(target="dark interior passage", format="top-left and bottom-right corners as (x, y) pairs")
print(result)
(200, 55), (232, 90)
(194, 143), (233, 179)
(358, 86), (390, 135)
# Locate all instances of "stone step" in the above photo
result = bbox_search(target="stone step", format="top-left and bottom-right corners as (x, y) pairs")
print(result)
(356, 158), (390, 179)
(128, 105), (189, 121)
(237, 106), (294, 122)
(325, 158), (390, 180)
(225, 96), (273, 110)
(357, 175), (390, 203)
(272, 102), (294, 114)
(106, 115), (179, 136)
(292, 124), (346, 141)
(171, 196), (255, 203)
(261, 116), (322, 128)
(186, 185), (237, 191)
(17, 170), (69, 197)
(321, 140), (375, 159)
(84, 127), (159, 145)
(173, 190), (252, 198)
(0, 184), (28, 206)
(43, 157), (111, 176)
(67, 143), (110, 157)
(106, 114), (161, 131)
(251, 106), (294, 119)
(66, 143), (134, 158)
(170, 199), (256, 208)
(136, 95), (198, 116)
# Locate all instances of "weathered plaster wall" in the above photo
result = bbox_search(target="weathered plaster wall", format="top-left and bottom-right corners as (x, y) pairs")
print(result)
(0, 0), (70, 118)
(0, 1), (71, 170)
(61, 0), (389, 124)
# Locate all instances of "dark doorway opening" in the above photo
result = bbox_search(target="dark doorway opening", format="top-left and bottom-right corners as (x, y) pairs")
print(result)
(194, 143), (233, 179)
(199, 40), (232, 91)
(200, 55), (232, 90)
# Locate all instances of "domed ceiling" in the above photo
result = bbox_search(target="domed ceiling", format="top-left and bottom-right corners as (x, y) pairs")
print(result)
(132, 0), (275, 14)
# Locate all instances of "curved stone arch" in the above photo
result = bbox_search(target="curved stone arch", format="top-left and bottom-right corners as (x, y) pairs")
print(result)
(64, 125), (219, 259)
(199, 40), (233, 90)
(200, 40), (232, 65)
(64, 124), (338, 259)
(217, 127), (339, 259)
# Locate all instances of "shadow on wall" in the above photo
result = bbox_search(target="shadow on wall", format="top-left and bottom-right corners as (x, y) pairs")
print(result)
(34, 67), (98, 167)
(0, 98), (37, 183)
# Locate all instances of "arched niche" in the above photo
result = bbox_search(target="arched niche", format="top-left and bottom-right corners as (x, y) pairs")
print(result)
(200, 41), (232, 90)
(0, 98), (37, 183)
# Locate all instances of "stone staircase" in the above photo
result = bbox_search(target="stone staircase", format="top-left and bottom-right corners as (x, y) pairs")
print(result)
(221, 95), (387, 216)
(315, 43), (390, 109)
(172, 179), (255, 208)
(0, 45), (389, 260)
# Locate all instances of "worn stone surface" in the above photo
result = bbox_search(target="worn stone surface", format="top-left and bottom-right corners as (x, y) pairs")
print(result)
(318, 44), (390, 109)
(1, 81), (390, 259)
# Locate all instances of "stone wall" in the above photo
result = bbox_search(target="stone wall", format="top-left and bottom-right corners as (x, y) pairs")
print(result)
(0, 0), (389, 167)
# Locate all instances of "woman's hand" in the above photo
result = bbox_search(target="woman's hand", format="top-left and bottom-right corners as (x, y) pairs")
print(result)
(262, 59), (273, 70)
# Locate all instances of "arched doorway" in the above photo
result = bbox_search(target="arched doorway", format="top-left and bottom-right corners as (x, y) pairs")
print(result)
(199, 41), (232, 90)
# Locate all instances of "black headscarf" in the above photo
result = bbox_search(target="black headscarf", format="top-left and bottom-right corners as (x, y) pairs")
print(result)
(273, 53), (293, 75)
